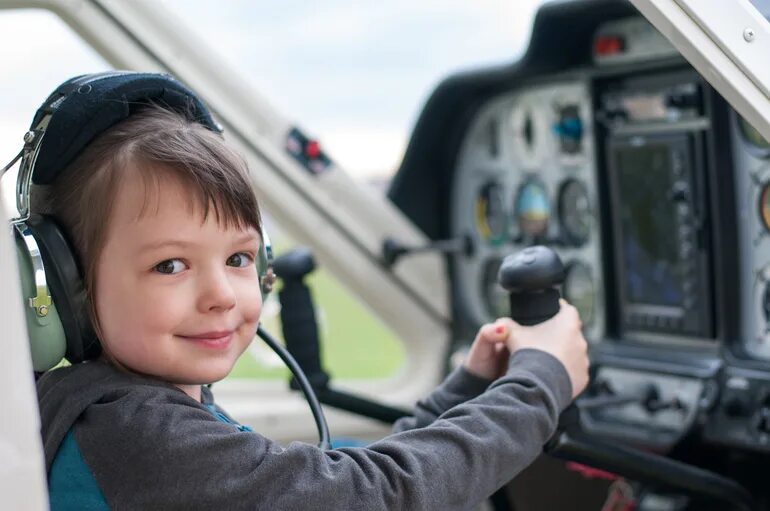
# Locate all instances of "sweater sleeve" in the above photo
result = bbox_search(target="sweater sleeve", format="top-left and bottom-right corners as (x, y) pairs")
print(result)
(73, 349), (572, 511)
(392, 366), (492, 432)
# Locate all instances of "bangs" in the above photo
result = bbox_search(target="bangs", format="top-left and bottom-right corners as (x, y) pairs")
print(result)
(128, 158), (261, 235)
(116, 107), (262, 235)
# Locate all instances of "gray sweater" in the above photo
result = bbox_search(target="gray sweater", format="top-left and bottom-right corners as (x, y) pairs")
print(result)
(37, 348), (572, 510)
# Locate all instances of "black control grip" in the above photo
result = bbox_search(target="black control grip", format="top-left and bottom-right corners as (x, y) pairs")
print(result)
(278, 281), (329, 388)
(273, 248), (329, 389)
(498, 246), (565, 325)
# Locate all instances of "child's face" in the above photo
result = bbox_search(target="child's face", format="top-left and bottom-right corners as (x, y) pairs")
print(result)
(93, 167), (262, 395)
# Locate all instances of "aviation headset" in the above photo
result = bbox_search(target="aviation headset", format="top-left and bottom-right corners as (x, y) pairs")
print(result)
(6, 71), (275, 372)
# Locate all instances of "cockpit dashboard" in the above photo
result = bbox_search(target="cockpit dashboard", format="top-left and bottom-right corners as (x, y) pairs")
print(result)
(389, 0), (770, 467)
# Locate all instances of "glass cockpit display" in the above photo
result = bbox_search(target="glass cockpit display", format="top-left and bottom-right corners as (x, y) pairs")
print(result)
(608, 128), (712, 338)
(615, 143), (685, 308)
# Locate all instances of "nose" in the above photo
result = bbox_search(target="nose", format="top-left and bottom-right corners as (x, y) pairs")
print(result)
(197, 267), (237, 313)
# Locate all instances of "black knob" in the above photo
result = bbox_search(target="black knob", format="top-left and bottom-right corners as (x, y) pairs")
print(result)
(498, 246), (565, 326)
(273, 247), (316, 280)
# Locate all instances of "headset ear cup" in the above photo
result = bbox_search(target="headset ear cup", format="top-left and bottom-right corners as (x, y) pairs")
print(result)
(25, 214), (100, 363)
(14, 233), (67, 372)
(257, 231), (275, 297)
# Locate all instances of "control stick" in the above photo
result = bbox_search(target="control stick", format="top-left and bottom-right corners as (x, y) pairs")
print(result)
(499, 245), (755, 511)
(273, 248), (411, 424)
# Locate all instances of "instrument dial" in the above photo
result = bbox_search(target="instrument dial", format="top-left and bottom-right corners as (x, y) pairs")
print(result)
(514, 179), (550, 240)
(563, 261), (595, 326)
(482, 258), (508, 320)
(759, 183), (770, 232)
(474, 181), (507, 244)
(554, 104), (583, 155)
(750, 268), (770, 360)
(510, 105), (546, 168)
(558, 179), (592, 245)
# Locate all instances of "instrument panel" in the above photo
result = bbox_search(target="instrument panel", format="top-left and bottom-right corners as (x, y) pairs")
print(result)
(388, 0), (770, 504)
(451, 82), (605, 344)
(444, 13), (770, 455)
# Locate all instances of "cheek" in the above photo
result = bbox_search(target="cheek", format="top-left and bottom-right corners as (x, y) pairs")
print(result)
(236, 278), (263, 325)
(94, 267), (185, 346)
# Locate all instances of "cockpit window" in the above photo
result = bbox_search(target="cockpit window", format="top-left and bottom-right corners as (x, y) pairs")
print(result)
(164, 0), (547, 182)
(0, 9), (110, 218)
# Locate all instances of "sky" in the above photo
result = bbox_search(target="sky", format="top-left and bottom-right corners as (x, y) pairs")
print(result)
(0, 0), (545, 204)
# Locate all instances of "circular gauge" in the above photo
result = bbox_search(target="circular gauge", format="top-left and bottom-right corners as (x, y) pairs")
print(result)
(512, 107), (536, 151)
(514, 180), (550, 240)
(554, 104), (583, 155)
(563, 262), (595, 326)
(558, 179), (592, 245)
(510, 105), (545, 168)
(482, 258), (509, 319)
(759, 183), (770, 232)
(738, 115), (770, 157)
(474, 182), (507, 244)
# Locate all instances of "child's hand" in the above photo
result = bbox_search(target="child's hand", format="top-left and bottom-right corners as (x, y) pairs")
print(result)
(504, 299), (589, 399)
(464, 319), (513, 380)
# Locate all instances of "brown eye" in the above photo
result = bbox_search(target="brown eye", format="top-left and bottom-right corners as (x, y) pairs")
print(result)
(154, 259), (186, 274)
(227, 252), (253, 268)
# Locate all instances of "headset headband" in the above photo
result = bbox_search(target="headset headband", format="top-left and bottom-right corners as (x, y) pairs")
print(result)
(7, 71), (224, 225)
(32, 71), (223, 185)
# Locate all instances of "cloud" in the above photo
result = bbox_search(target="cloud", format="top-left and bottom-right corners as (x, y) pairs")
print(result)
(320, 126), (406, 177)
(0, 2), (546, 181)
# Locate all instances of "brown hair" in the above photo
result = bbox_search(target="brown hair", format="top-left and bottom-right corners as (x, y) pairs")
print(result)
(32, 104), (262, 336)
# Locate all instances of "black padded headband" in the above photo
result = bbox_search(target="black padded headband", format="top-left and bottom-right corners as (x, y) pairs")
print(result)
(30, 71), (222, 185)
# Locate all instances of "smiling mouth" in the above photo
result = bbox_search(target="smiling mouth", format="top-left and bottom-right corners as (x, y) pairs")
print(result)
(179, 331), (234, 349)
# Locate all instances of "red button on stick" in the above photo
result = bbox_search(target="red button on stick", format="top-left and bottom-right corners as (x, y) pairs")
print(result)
(305, 140), (321, 159)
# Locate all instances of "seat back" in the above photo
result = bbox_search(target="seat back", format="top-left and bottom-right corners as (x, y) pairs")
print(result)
(0, 194), (49, 510)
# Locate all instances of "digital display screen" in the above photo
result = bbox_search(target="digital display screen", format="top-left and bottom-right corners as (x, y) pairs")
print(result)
(615, 142), (685, 308)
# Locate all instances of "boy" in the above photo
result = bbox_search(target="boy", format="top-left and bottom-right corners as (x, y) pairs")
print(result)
(34, 79), (588, 510)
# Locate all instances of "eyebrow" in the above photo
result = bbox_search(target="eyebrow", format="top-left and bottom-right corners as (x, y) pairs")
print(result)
(137, 233), (261, 253)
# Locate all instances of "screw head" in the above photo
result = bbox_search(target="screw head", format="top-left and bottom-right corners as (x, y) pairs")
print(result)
(744, 27), (756, 42)
(37, 305), (49, 317)
(23, 130), (35, 143)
